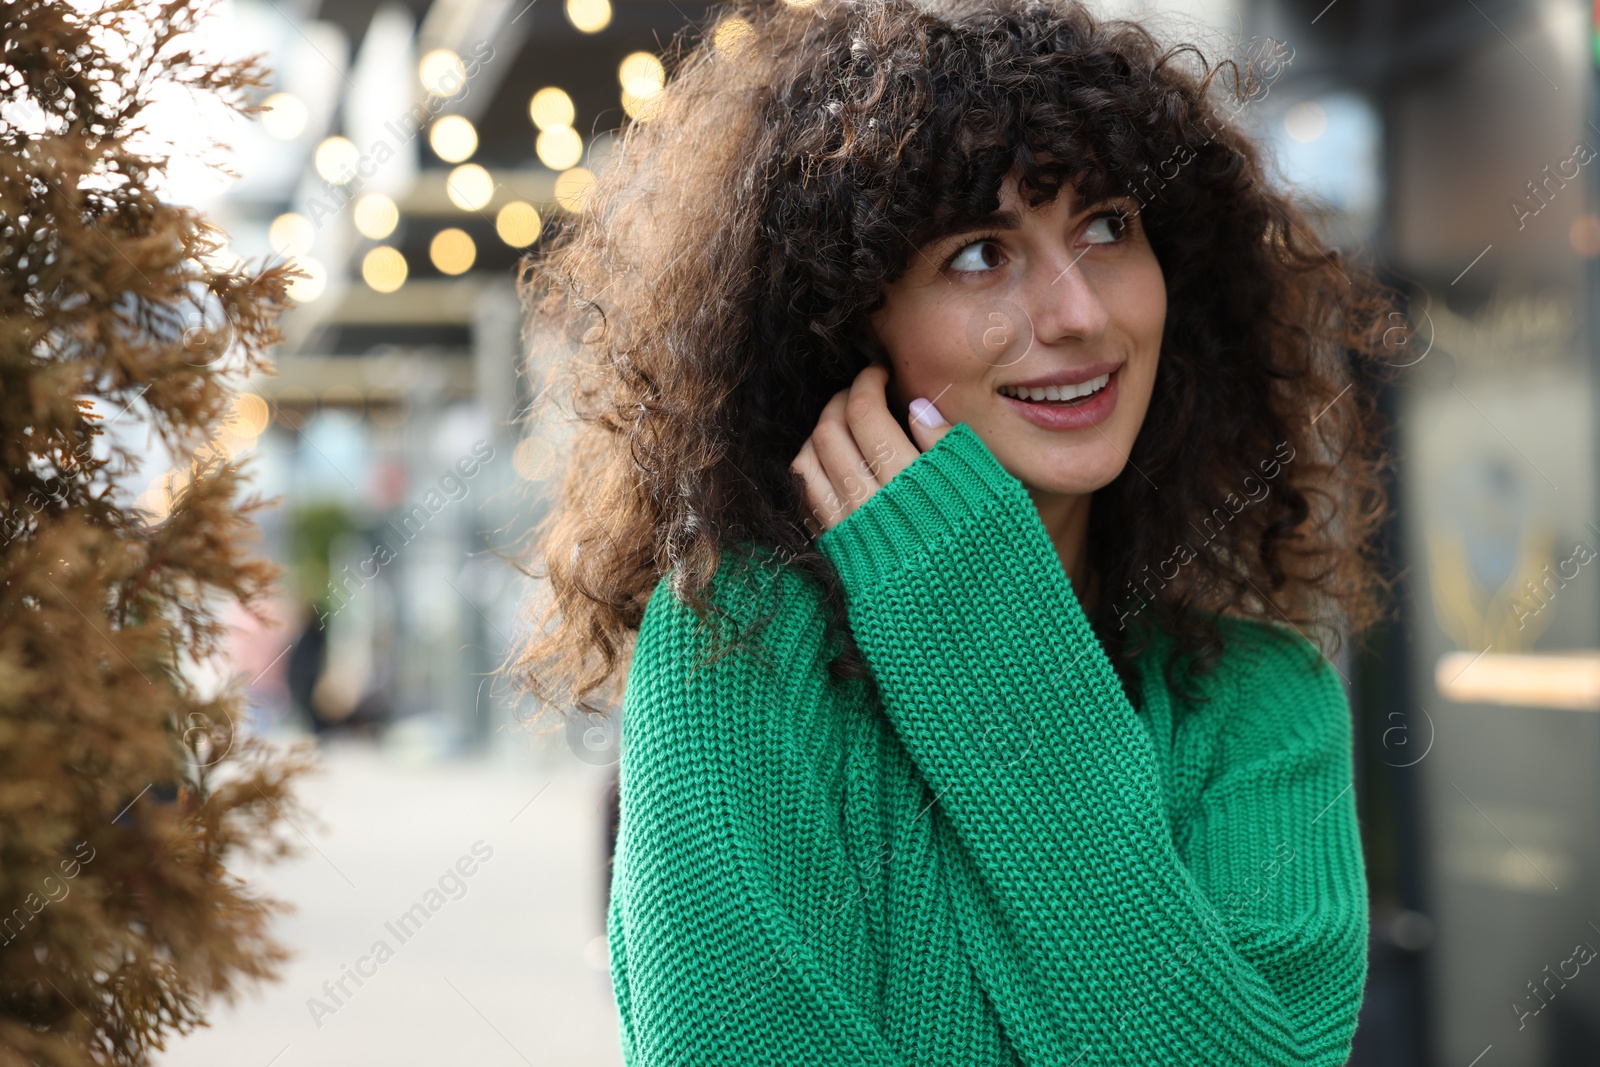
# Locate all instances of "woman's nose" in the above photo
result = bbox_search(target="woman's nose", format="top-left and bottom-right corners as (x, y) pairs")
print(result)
(1021, 248), (1112, 345)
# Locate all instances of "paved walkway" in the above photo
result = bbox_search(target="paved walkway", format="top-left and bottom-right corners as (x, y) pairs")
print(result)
(157, 730), (623, 1067)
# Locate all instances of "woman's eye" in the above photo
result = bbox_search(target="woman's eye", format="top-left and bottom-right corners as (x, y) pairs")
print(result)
(948, 240), (1002, 273)
(1084, 213), (1128, 244)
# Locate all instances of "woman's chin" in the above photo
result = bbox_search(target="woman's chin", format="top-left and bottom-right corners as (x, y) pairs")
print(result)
(1004, 453), (1127, 499)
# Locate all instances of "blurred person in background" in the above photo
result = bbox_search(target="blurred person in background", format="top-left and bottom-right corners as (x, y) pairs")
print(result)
(513, 0), (1402, 1062)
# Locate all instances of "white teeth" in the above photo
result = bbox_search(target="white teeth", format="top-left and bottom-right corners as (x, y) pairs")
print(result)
(999, 373), (1111, 402)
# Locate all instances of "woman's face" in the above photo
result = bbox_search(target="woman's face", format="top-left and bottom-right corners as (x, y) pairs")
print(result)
(869, 170), (1166, 500)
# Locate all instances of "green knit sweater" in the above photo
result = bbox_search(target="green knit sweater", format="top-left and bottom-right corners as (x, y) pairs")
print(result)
(606, 421), (1369, 1065)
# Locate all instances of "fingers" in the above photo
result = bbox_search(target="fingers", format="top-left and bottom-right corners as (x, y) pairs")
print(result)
(799, 391), (876, 533)
(789, 364), (945, 538)
(905, 394), (953, 452)
(790, 438), (838, 537)
(843, 363), (920, 480)
(813, 388), (884, 502)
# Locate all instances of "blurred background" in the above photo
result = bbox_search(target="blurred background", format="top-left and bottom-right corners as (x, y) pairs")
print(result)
(136, 0), (1600, 1064)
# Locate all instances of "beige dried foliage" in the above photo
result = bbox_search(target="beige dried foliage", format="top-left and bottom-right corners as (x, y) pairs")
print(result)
(0, 2), (315, 1064)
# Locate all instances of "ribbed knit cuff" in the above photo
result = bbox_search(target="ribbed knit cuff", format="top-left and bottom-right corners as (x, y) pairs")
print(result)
(816, 421), (1035, 596)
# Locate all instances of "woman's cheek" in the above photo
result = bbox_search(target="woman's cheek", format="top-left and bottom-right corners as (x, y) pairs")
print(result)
(875, 292), (988, 409)
(881, 316), (942, 396)
(1127, 255), (1167, 341)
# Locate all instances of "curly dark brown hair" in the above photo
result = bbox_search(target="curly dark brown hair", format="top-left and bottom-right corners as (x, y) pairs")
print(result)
(509, 0), (1403, 720)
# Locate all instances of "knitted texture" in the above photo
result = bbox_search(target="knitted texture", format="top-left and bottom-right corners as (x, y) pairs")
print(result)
(607, 421), (1369, 1066)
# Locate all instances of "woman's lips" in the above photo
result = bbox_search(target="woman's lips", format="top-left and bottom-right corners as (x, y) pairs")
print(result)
(998, 366), (1121, 431)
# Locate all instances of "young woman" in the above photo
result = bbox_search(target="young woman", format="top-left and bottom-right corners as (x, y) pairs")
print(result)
(514, 0), (1401, 1062)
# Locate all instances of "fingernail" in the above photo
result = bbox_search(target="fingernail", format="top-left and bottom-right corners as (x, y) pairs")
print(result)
(909, 397), (947, 428)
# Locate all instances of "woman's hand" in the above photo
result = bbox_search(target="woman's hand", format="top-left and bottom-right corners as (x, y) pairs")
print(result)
(790, 363), (953, 538)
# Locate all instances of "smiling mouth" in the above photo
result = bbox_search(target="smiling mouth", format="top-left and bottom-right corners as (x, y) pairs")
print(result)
(996, 370), (1115, 405)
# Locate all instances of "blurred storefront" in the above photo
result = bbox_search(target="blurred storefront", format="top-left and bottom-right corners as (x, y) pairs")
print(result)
(1231, 0), (1600, 1063)
(1381, 3), (1600, 1064)
(186, 0), (718, 757)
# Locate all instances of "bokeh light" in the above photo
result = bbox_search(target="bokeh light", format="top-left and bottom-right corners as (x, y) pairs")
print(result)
(261, 92), (307, 139)
(495, 201), (542, 247)
(513, 435), (558, 481)
(713, 16), (754, 56)
(285, 256), (327, 302)
(565, 0), (612, 33)
(268, 212), (315, 257)
(198, 234), (243, 274)
(314, 136), (360, 184)
(429, 228), (476, 275)
(1571, 214), (1600, 258)
(362, 246), (408, 293)
(1285, 100), (1328, 143)
(213, 393), (270, 456)
(353, 193), (400, 240)
(228, 393), (272, 437)
(445, 163), (494, 211)
(619, 53), (665, 122)
(429, 115), (478, 163)
(622, 88), (666, 122)
(138, 470), (177, 522)
(618, 53), (665, 95)
(536, 126), (583, 170)
(529, 87), (575, 131)
(419, 49), (467, 97)
(554, 167), (595, 213)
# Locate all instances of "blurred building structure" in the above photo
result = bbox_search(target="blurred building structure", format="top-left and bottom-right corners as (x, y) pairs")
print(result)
(193, 0), (718, 757)
(175, 0), (1600, 1063)
(1231, 1), (1600, 1065)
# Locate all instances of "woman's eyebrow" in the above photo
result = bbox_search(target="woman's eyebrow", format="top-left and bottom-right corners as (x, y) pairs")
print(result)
(932, 196), (1133, 245)
(937, 208), (1022, 241)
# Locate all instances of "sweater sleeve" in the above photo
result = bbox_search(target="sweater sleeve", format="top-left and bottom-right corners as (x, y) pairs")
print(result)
(608, 553), (909, 1067)
(815, 421), (1370, 1066)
